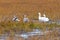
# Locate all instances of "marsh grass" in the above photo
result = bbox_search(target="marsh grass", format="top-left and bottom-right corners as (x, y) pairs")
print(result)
(0, 21), (60, 35)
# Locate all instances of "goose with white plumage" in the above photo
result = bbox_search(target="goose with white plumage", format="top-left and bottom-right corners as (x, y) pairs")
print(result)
(38, 12), (49, 22)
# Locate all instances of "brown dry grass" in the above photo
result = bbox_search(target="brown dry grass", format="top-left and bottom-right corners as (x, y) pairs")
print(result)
(0, 0), (60, 21)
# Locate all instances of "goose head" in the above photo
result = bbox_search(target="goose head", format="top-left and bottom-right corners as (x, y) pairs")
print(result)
(43, 14), (46, 17)
(38, 12), (41, 17)
(24, 15), (27, 18)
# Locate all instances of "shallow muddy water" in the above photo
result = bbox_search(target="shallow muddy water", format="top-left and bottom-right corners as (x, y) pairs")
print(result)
(0, 28), (60, 40)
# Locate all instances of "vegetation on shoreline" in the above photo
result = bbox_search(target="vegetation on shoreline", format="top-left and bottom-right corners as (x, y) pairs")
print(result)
(0, 20), (60, 34)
